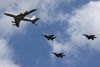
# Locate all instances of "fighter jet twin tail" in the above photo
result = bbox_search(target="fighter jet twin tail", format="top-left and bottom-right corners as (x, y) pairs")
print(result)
(5, 9), (39, 27)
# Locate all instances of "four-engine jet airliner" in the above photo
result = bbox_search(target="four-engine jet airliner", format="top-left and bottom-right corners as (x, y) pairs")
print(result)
(4, 9), (37, 27)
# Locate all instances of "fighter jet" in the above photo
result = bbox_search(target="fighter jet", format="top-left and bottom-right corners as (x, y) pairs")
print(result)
(52, 52), (65, 58)
(42, 34), (56, 41)
(4, 9), (36, 27)
(83, 34), (96, 40)
(23, 16), (40, 25)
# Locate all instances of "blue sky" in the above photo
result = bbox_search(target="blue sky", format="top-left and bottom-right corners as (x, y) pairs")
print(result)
(0, 0), (100, 67)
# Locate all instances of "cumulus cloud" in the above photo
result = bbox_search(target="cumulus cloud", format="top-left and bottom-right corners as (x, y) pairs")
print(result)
(67, 1), (100, 50)
(0, 0), (35, 67)
(48, 0), (100, 65)
(0, 0), (75, 67)
(2, 0), (99, 66)
(0, 0), (74, 39)
(0, 39), (20, 67)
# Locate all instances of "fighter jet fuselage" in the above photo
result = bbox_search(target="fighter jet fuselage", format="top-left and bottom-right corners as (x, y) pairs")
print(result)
(52, 52), (65, 58)
(42, 34), (56, 41)
(83, 34), (96, 40)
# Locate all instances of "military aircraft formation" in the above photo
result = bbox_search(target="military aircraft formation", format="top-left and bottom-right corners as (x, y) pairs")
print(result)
(4, 9), (97, 59)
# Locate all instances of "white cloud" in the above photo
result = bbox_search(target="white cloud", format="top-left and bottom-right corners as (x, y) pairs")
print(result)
(37, 0), (73, 23)
(2, 0), (99, 66)
(0, 0), (15, 8)
(47, 0), (100, 65)
(0, 0), (41, 67)
(0, 0), (74, 39)
(0, 39), (20, 67)
(0, 0), (75, 66)
(50, 0), (100, 53)
(49, 41), (72, 53)
(0, 13), (28, 38)
(67, 1), (100, 50)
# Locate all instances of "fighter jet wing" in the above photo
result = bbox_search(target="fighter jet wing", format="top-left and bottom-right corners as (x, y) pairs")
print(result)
(50, 35), (54, 37)
(91, 35), (95, 37)
(46, 38), (50, 40)
(59, 53), (64, 54)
